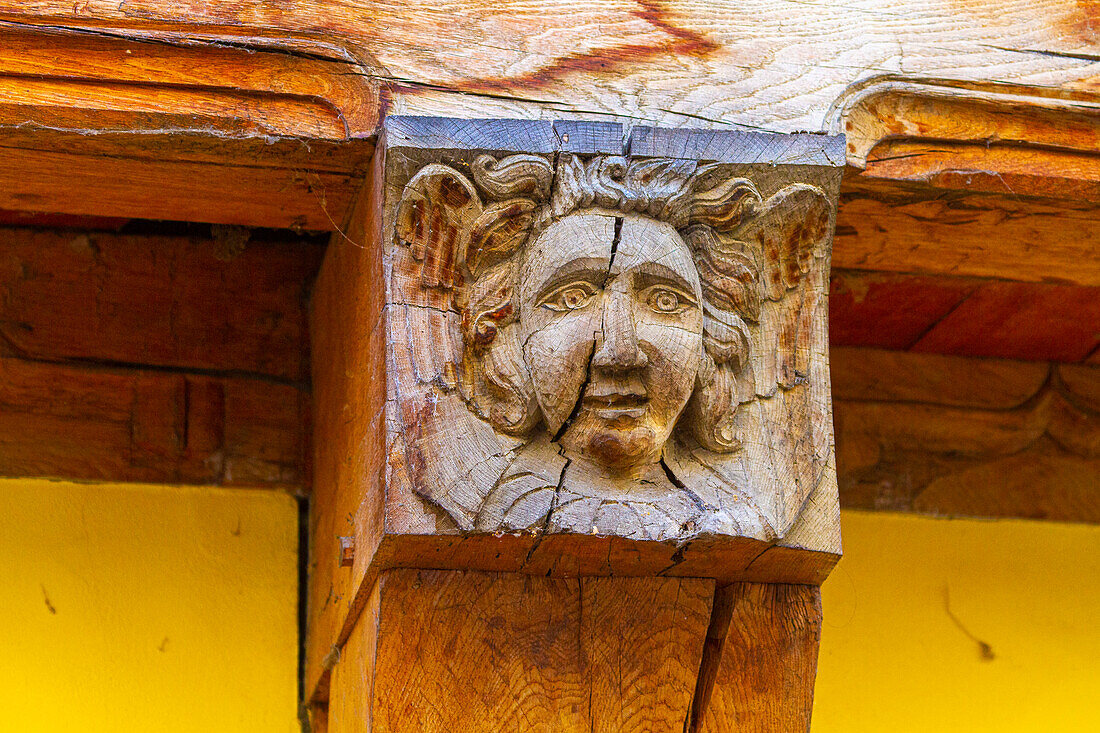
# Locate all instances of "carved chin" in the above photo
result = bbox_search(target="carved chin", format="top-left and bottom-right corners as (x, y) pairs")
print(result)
(586, 426), (657, 470)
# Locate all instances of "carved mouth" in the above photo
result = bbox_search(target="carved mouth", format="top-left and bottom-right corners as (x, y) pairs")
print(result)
(584, 393), (648, 420)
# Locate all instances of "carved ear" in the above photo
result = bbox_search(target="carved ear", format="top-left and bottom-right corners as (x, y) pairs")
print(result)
(735, 184), (831, 301)
(396, 164), (483, 289)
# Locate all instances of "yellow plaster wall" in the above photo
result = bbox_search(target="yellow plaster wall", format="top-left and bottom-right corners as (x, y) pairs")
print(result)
(3, 480), (1097, 732)
(0, 479), (300, 733)
(815, 511), (1100, 732)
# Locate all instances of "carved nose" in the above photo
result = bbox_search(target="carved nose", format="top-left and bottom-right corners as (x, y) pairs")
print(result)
(592, 289), (648, 371)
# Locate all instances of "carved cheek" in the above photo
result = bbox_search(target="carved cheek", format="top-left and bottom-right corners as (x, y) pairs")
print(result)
(635, 316), (702, 425)
(522, 309), (599, 433)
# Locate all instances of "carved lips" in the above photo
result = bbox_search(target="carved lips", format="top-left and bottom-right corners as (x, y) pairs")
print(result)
(583, 385), (649, 422)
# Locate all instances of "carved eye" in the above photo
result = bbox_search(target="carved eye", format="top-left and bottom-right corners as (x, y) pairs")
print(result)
(644, 286), (694, 315)
(540, 282), (596, 312)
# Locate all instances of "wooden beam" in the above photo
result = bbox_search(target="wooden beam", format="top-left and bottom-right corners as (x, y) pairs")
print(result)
(0, 24), (380, 227)
(0, 2), (1096, 132)
(0, 24), (380, 138)
(308, 150), (388, 702)
(325, 571), (714, 733)
(689, 582), (822, 733)
(0, 224), (323, 379)
(834, 177), (1100, 288)
(0, 355), (305, 486)
(832, 78), (1100, 169)
(0, 128), (372, 229)
(830, 270), (1100, 362)
(0, 223), (315, 487)
(832, 347), (1100, 523)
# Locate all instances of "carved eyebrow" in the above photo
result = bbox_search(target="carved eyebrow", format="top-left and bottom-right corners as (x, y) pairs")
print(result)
(626, 260), (698, 295)
(532, 256), (612, 302)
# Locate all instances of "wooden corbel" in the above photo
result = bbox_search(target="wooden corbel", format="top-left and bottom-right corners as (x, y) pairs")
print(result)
(309, 118), (844, 731)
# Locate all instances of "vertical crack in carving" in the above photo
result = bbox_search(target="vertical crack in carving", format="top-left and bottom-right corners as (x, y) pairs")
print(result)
(660, 456), (686, 490)
(522, 448), (572, 571)
(685, 584), (737, 733)
(550, 217), (620, 445)
(606, 215), (623, 283)
(551, 339), (597, 444)
(660, 456), (708, 522)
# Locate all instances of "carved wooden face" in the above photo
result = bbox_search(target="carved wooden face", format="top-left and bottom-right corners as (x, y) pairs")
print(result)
(519, 211), (704, 471)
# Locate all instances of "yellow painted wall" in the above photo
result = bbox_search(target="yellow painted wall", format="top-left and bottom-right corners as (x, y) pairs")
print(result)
(0, 479), (300, 733)
(815, 511), (1100, 732)
(3, 480), (1097, 732)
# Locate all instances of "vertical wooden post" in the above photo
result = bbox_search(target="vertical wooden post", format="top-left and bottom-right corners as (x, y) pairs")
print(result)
(310, 118), (844, 731)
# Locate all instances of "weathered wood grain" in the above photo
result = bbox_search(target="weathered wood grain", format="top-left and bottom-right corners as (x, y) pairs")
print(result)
(324, 570), (714, 732)
(0, 224), (323, 380)
(0, 0), (1096, 134)
(832, 78), (1100, 167)
(830, 347), (1048, 409)
(0, 24), (379, 138)
(691, 582), (822, 733)
(0, 23), (379, 226)
(834, 349), (1100, 523)
(370, 570), (589, 732)
(834, 178), (1100, 288)
(863, 140), (1100, 203)
(829, 271), (975, 351)
(584, 576), (713, 731)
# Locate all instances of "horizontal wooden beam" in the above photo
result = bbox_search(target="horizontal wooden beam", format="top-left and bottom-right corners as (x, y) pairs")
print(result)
(0, 24), (379, 228)
(833, 347), (1100, 523)
(831, 78), (1100, 168)
(0, 224), (323, 380)
(0, 0), (1096, 133)
(830, 270), (1100, 363)
(0, 223), (315, 487)
(0, 355), (306, 487)
(0, 128), (372, 229)
(834, 176), (1100, 288)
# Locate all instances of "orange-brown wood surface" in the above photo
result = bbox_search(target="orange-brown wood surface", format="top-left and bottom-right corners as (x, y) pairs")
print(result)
(322, 572), (829, 732)
(307, 151), (387, 702)
(0, 224), (323, 379)
(323, 570), (717, 733)
(0, 24), (379, 138)
(327, 581), (381, 733)
(0, 223), (314, 486)
(0, 0), (1096, 133)
(863, 141), (1100, 203)
(830, 271), (1100, 362)
(691, 583), (822, 733)
(834, 177), (1100, 288)
(0, 129), (372, 229)
(833, 348), (1100, 522)
(0, 22), (380, 228)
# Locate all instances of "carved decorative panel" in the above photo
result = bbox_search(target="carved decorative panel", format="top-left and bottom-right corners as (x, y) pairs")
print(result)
(377, 119), (842, 581)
